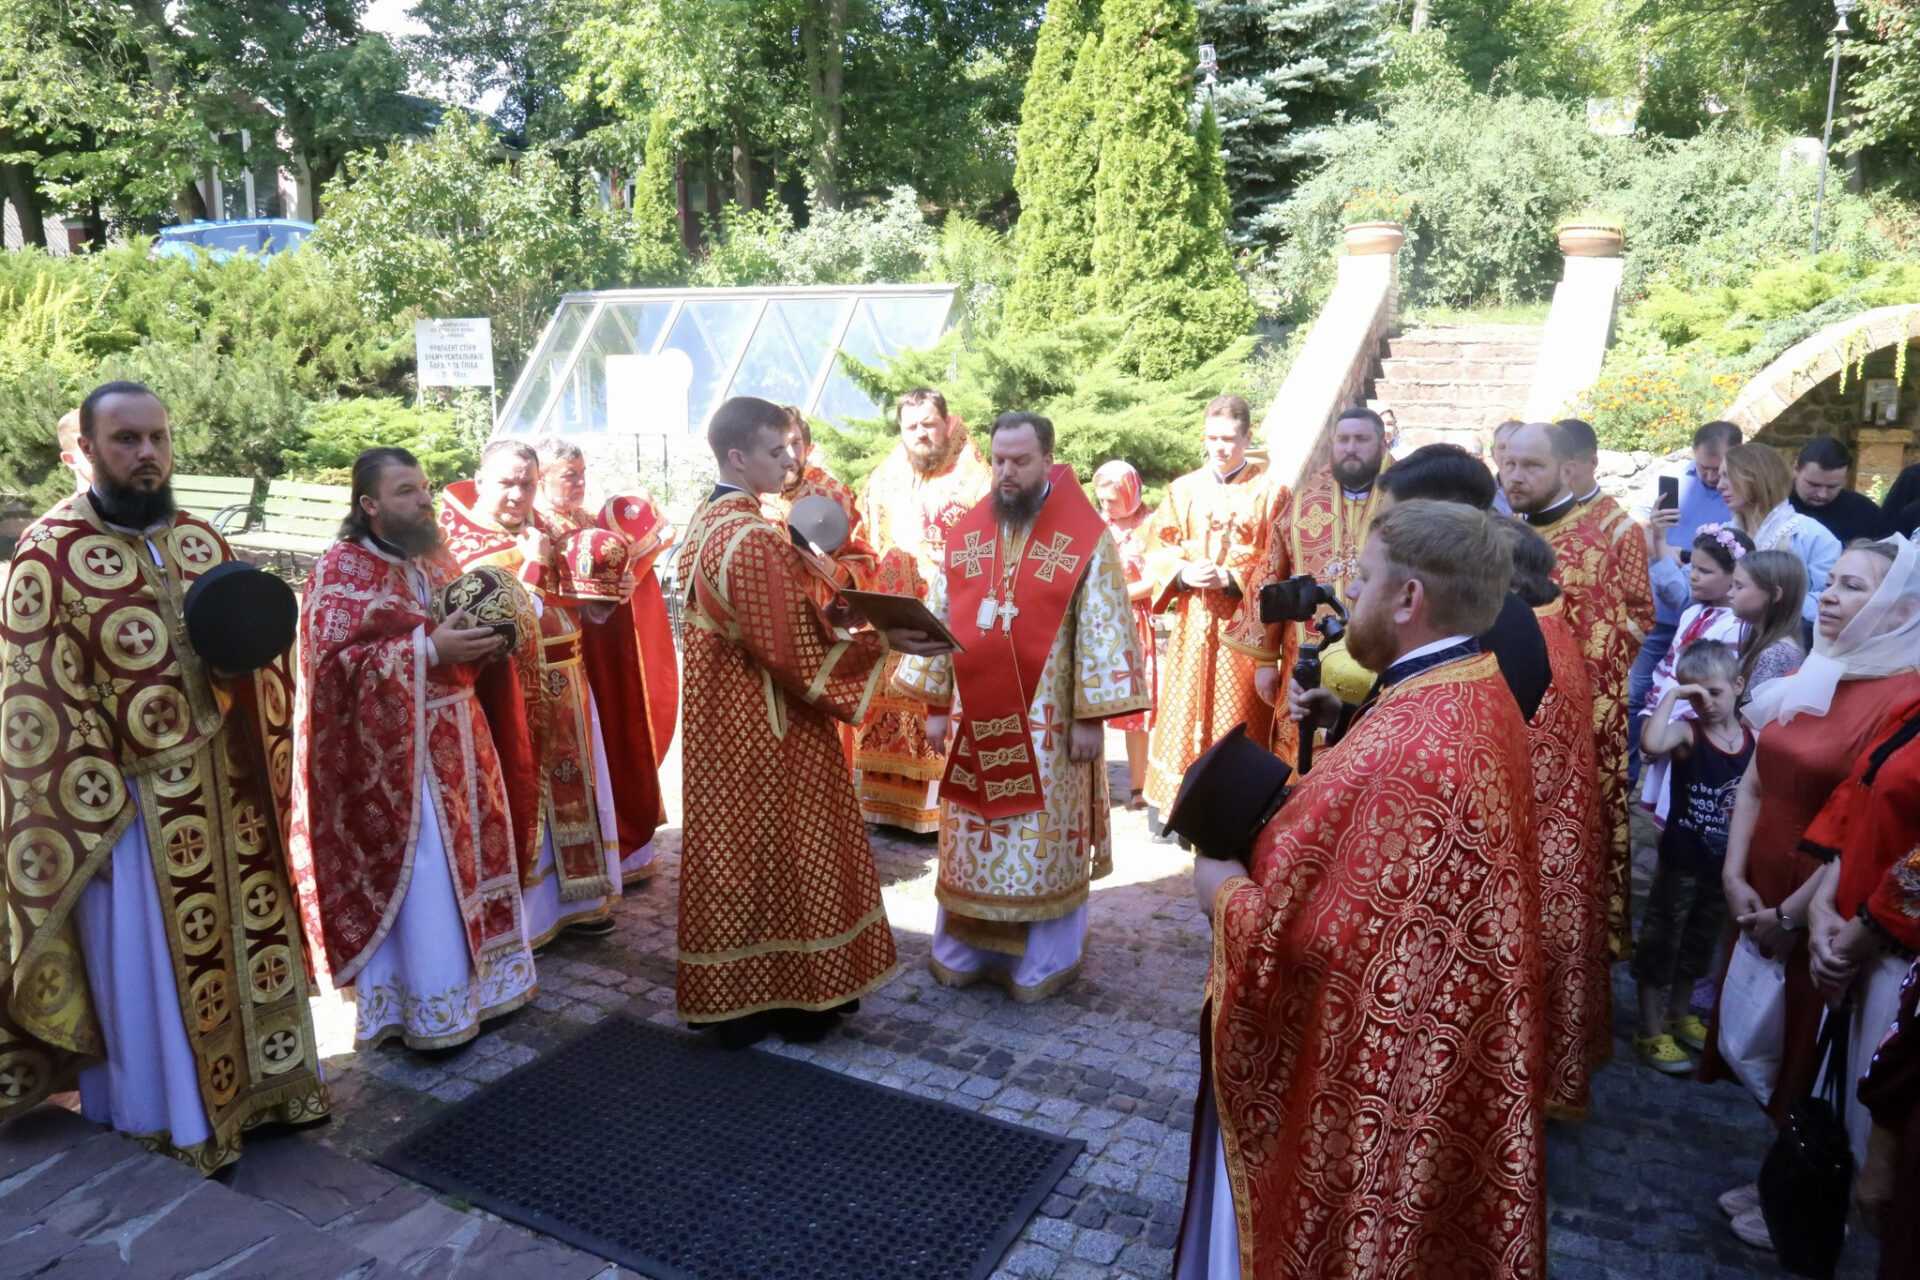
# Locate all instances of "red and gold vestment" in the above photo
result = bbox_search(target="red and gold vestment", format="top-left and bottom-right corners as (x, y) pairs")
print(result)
(288, 540), (529, 1011)
(1141, 459), (1291, 814)
(677, 491), (897, 1019)
(0, 497), (327, 1172)
(1531, 599), (1609, 1117)
(439, 484), (612, 924)
(1203, 652), (1545, 1278)
(896, 470), (1148, 967)
(540, 497), (675, 877)
(1538, 494), (1653, 961)
(855, 435), (992, 831)
(764, 463), (879, 592)
(1232, 467), (1389, 753)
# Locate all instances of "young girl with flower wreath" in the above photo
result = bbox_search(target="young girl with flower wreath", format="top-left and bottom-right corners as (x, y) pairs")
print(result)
(1639, 523), (1756, 824)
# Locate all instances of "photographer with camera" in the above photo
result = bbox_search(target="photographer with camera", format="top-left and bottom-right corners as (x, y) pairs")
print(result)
(1179, 500), (1544, 1278)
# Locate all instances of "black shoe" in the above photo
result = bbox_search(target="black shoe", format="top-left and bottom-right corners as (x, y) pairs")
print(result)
(772, 1008), (842, 1044)
(692, 1014), (769, 1050)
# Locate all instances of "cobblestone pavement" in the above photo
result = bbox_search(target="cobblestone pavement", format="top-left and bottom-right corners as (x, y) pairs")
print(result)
(0, 750), (1881, 1278)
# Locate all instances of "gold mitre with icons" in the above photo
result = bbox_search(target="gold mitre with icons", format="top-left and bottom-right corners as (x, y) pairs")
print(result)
(434, 564), (535, 655)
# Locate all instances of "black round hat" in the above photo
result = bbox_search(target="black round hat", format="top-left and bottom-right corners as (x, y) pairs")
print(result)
(1164, 723), (1294, 862)
(183, 561), (297, 673)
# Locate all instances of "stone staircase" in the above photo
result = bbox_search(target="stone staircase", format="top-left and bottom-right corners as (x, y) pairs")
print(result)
(1367, 324), (1543, 454)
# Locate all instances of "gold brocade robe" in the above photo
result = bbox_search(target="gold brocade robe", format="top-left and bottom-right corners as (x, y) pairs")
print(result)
(1141, 460), (1291, 814)
(1538, 495), (1653, 961)
(437, 491), (613, 924)
(676, 492), (898, 1020)
(1232, 467), (1388, 734)
(854, 437), (993, 831)
(0, 498), (327, 1172)
(897, 527), (1147, 942)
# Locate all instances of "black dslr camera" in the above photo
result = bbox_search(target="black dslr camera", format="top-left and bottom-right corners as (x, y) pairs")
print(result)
(1258, 574), (1347, 775)
(1259, 574), (1340, 624)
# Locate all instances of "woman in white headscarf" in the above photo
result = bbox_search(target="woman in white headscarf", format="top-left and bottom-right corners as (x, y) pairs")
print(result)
(1703, 534), (1920, 1250)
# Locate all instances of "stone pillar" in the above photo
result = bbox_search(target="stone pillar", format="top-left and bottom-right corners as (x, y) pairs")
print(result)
(1523, 243), (1624, 422)
(1856, 427), (1912, 497)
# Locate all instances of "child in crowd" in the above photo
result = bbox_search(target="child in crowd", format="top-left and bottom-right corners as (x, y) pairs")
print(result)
(1639, 524), (1754, 822)
(1634, 640), (1754, 1074)
(1728, 549), (1807, 699)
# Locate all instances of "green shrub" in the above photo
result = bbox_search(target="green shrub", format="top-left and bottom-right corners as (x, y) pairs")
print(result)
(279, 398), (481, 486)
(1575, 354), (1746, 455)
(691, 187), (940, 289)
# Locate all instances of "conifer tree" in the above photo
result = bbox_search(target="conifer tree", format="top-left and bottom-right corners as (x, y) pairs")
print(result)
(631, 108), (686, 278)
(1003, 0), (1100, 332)
(1197, 0), (1389, 245)
(1091, 0), (1253, 379)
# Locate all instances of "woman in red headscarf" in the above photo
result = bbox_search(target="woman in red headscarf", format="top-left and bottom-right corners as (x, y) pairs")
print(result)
(1093, 460), (1159, 809)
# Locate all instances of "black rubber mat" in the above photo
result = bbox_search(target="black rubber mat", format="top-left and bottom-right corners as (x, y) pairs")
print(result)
(378, 1016), (1083, 1280)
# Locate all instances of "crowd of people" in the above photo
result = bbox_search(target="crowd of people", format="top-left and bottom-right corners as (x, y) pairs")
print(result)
(4, 378), (1919, 1279)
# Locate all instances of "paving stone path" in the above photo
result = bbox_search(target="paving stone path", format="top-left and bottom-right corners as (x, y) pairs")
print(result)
(0, 751), (1881, 1278)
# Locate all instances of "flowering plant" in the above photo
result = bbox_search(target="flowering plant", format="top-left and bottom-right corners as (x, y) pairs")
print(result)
(1341, 188), (1411, 225)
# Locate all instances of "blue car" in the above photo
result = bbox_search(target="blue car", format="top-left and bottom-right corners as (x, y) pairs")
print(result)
(151, 218), (316, 263)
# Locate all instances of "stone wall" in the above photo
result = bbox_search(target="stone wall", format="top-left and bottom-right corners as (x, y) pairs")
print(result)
(1751, 337), (1919, 499)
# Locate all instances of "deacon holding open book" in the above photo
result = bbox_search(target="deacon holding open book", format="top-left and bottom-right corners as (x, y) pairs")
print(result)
(676, 396), (943, 1048)
(896, 412), (1149, 1001)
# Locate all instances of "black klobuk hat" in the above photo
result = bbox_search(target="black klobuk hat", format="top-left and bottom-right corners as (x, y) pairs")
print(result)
(182, 561), (297, 674)
(1164, 723), (1293, 862)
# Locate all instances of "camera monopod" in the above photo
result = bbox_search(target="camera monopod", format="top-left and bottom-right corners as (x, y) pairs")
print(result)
(1291, 602), (1348, 777)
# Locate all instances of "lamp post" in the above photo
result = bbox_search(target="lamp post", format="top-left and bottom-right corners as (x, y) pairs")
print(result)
(1811, 0), (1858, 256)
(1198, 42), (1218, 106)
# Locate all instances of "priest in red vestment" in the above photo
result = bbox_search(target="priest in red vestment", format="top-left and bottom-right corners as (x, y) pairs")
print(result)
(1231, 406), (1392, 755)
(855, 389), (992, 831)
(1504, 421), (1652, 960)
(1497, 517), (1611, 1118)
(1142, 395), (1292, 828)
(763, 406), (879, 589)
(291, 447), (535, 1051)
(1, 383), (327, 1173)
(534, 438), (675, 885)
(896, 415), (1149, 1001)
(1180, 500), (1545, 1279)
(677, 397), (942, 1047)
(439, 441), (622, 948)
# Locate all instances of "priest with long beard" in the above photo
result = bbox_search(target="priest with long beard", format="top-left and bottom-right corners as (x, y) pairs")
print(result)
(289, 448), (536, 1051)
(897, 413), (1148, 1000)
(1179, 500), (1545, 1279)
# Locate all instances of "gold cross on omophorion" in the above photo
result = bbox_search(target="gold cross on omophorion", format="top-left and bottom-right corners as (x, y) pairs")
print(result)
(1028, 532), (1081, 584)
(952, 530), (991, 579)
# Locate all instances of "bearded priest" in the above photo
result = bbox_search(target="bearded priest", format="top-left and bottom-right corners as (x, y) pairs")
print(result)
(439, 441), (622, 948)
(678, 397), (942, 1048)
(0, 382), (327, 1172)
(533, 438), (675, 886)
(289, 448), (536, 1053)
(855, 389), (992, 832)
(1503, 421), (1653, 961)
(1180, 500), (1544, 1279)
(896, 413), (1148, 1001)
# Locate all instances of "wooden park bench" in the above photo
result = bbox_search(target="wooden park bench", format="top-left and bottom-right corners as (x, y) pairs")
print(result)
(170, 473), (258, 533)
(227, 479), (349, 578)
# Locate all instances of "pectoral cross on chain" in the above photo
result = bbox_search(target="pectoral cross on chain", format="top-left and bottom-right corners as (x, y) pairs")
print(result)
(994, 599), (1019, 633)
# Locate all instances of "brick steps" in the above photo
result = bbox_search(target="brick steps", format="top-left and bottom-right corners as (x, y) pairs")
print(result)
(1371, 323), (1542, 452)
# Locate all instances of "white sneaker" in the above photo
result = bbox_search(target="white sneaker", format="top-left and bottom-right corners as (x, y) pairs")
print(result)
(1718, 1182), (1761, 1218)
(1730, 1207), (1773, 1250)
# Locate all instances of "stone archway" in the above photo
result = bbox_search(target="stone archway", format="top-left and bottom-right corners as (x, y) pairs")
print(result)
(1725, 304), (1920, 435)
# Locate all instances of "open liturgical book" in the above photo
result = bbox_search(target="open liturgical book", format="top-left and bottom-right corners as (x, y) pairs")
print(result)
(838, 590), (966, 654)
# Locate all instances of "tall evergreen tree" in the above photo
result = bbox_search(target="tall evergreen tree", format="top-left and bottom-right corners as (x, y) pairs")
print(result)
(1197, 0), (1389, 245)
(1092, 0), (1254, 379)
(632, 107), (686, 275)
(1004, 0), (1099, 331)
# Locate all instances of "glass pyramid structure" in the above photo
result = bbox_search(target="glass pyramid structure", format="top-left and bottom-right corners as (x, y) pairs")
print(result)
(497, 284), (957, 437)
